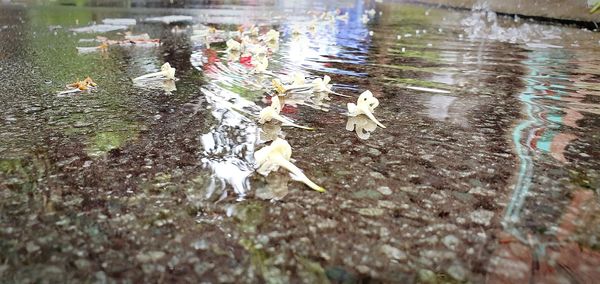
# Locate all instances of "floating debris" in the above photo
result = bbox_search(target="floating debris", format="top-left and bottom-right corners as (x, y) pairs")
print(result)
(70, 24), (128, 33)
(144, 15), (194, 24)
(347, 90), (385, 128)
(76, 34), (159, 53)
(101, 18), (137, 26)
(76, 45), (106, 53)
(254, 138), (325, 192)
(132, 62), (176, 81)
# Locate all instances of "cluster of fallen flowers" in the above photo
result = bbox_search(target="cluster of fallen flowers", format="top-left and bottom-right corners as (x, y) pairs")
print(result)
(201, 18), (386, 193)
(61, 9), (387, 193)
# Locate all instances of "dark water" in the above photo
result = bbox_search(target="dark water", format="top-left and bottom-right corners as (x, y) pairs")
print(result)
(1, 1), (599, 283)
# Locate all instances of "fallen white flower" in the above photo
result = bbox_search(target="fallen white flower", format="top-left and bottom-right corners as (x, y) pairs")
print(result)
(347, 90), (386, 128)
(226, 39), (241, 52)
(252, 57), (269, 73)
(248, 44), (268, 59)
(361, 14), (370, 24)
(133, 62), (176, 81)
(281, 72), (306, 87)
(250, 26), (259, 37)
(254, 138), (325, 192)
(291, 72), (306, 86)
(259, 95), (312, 129)
(264, 29), (280, 43)
(312, 75), (333, 93)
(281, 74), (348, 97)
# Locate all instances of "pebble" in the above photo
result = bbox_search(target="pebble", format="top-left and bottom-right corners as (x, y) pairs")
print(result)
(469, 209), (494, 226)
(368, 148), (381, 156)
(194, 262), (215, 276)
(377, 186), (392, 195)
(352, 190), (382, 199)
(356, 265), (370, 274)
(191, 239), (208, 250)
(378, 200), (396, 209)
(136, 251), (166, 263)
(447, 263), (467, 281)
(442, 235), (460, 250)
(417, 269), (437, 283)
(369, 171), (385, 179)
(26, 241), (40, 253)
(317, 219), (338, 229)
(379, 244), (406, 261)
(75, 259), (91, 270)
(358, 208), (384, 216)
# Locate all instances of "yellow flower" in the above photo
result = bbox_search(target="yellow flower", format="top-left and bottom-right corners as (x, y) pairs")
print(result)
(272, 79), (287, 95)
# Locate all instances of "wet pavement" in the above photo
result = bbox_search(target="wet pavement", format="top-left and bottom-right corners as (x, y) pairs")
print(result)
(1, 1), (600, 283)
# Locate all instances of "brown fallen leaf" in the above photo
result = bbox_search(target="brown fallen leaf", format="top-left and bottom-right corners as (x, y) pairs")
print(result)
(67, 77), (97, 91)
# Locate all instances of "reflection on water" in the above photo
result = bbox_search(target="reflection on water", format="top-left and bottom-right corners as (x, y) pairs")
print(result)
(346, 114), (378, 139)
(1, 0), (600, 282)
(426, 95), (456, 121)
(506, 47), (597, 242)
(200, 85), (258, 198)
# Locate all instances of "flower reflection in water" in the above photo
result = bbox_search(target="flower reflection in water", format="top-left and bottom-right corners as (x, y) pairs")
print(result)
(199, 86), (259, 199)
(255, 171), (290, 201)
(259, 122), (282, 143)
(346, 114), (378, 140)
